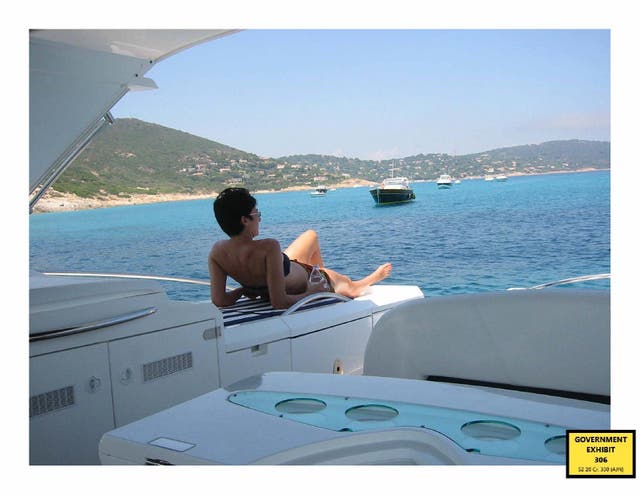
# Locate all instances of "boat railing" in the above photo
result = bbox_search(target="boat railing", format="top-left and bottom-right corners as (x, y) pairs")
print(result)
(507, 273), (610, 290)
(42, 271), (211, 286)
(42, 270), (611, 295)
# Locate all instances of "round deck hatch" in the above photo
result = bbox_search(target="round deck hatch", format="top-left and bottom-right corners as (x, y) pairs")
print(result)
(345, 404), (399, 422)
(460, 420), (521, 440)
(275, 398), (327, 414)
(544, 435), (566, 455)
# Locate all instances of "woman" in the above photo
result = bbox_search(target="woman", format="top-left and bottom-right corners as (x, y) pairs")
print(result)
(209, 187), (392, 309)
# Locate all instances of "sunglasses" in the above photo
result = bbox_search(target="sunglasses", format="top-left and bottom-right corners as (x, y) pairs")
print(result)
(248, 210), (261, 220)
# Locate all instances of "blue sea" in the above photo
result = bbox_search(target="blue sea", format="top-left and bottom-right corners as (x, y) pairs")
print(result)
(29, 171), (610, 301)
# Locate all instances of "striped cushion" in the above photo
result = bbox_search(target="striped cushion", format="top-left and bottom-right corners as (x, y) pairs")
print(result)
(220, 296), (345, 327)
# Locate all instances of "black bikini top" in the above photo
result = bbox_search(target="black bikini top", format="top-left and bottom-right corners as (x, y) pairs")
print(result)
(282, 252), (291, 276)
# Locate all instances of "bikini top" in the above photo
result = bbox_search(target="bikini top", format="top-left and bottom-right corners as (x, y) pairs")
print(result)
(240, 252), (290, 291)
(282, 252), (291, 276)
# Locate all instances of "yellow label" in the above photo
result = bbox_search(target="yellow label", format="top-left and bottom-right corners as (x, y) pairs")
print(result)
(567, 430), (635, 477)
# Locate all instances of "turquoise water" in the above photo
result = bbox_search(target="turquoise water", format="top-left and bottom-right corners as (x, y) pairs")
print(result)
(29, 171), (610, 301)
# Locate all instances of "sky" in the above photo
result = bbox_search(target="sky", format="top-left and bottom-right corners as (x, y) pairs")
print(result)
(112, 29), (610, 160)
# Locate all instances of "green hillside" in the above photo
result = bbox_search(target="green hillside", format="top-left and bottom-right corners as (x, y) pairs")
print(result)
(54, 118), (260, 197)
(53, 118), (610, 198)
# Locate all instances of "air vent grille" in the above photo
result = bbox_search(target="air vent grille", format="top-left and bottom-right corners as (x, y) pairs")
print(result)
(30, 386), (75, 418)
(143, 352), (193, 382)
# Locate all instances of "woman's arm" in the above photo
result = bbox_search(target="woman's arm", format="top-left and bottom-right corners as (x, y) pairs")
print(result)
(208, 250), (245, 307)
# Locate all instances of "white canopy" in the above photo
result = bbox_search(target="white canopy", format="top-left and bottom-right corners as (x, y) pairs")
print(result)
(29, 29), (238, 202)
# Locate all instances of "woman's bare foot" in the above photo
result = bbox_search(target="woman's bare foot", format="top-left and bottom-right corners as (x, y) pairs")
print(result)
(334, 262), (392, 298)
(369, 262), (392, 284)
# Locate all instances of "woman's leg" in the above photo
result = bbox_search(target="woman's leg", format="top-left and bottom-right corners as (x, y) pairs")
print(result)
(323, 263), (393, 298)
(285, 229), (392, 297)
(284, 230), (324, 266)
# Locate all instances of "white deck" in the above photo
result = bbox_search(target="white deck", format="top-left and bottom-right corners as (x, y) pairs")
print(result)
(99, 371), (609, 465)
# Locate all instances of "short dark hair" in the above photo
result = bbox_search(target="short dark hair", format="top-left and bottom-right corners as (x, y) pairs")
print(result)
(213, 187), (257, 236)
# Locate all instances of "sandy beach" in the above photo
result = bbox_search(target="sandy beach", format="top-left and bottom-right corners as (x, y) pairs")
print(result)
(31, 191), (218, 213)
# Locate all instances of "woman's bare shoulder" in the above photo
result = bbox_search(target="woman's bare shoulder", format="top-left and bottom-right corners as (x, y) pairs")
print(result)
(209, 239), (229, 258)
(255, 238), (282, 252)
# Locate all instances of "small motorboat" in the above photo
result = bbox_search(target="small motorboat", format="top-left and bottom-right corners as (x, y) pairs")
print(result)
(310, 186), (327, 196)
(437, 174), (453, 189)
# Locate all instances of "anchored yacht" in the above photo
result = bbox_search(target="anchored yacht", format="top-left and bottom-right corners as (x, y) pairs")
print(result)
(369, 166), (415, 205)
